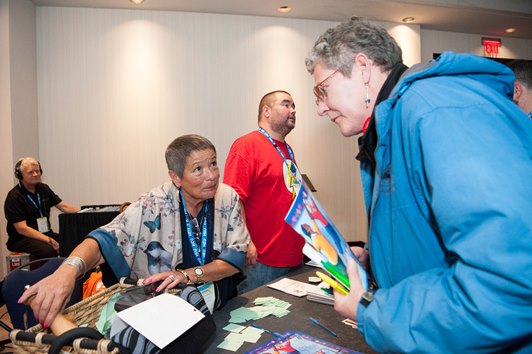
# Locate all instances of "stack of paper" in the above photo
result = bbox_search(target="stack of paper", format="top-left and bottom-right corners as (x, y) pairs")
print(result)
(267, 278), (319, 297)
(306, 286), (334, 306)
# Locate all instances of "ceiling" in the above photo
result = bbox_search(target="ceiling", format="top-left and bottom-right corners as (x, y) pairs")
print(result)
(30, 0), (532, 39)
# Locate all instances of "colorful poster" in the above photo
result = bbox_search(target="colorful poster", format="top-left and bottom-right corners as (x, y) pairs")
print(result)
(246, 331), (363, 354)
(285, 182), (368, 292)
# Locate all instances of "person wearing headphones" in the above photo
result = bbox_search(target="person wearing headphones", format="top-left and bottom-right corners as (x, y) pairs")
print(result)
(4, 157), (79, 260)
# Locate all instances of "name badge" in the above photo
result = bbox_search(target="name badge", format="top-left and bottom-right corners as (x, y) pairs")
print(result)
(37, 217), (49, 233)
(197, 282), (215, 314)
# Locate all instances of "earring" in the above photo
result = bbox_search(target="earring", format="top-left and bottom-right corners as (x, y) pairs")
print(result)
(365, 83), (371, 109)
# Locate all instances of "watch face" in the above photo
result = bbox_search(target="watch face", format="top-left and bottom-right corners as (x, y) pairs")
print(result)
(195, 267), (203, 275)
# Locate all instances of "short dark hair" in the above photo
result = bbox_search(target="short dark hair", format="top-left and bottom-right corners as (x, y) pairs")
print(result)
(165, 135), (216, 178)
(507, 60), (532, 89)
(258, 90), (291, 121)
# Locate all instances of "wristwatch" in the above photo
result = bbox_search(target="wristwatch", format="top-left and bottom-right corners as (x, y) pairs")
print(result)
(360, 290), (375, 307)
(193, 266), (204, 284)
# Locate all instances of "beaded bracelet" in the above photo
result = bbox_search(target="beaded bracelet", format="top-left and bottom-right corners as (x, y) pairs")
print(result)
(62, 256), (87, 278)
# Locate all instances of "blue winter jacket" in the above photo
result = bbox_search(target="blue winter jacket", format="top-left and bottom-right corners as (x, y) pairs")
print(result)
(357, 52), (532, 353)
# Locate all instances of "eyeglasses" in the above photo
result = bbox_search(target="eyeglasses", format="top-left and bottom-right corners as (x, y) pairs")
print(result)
(313, 68), (341, 105)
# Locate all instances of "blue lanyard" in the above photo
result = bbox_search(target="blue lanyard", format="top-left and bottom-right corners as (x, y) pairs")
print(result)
(20, 184), (43, 217)
(180, 191), (208, 265)
(258, 127), (297, 175)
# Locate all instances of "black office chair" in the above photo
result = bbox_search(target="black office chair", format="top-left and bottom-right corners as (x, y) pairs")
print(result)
(1, 257), (83, 330)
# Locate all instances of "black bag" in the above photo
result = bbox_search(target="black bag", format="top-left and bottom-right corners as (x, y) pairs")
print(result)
(111, 283), (216, 354)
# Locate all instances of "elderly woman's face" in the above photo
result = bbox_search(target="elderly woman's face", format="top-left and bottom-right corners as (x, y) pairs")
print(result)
(173, 148), (219, 205)
(313, 61), (371, 137)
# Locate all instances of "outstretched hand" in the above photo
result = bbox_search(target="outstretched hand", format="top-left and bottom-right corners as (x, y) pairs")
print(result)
(143, 271), (187, 293)
(333, 259), (365, 321)
(17, 266), (77, 329)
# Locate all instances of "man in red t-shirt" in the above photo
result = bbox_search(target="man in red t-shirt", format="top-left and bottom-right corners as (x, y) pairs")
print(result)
(224, 90), (304, 293)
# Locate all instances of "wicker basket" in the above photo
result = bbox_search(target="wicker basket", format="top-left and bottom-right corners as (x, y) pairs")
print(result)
(9, 278), (144, 354)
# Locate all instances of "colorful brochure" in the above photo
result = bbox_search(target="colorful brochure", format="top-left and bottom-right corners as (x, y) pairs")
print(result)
(246, 331), (363, 353)
(284, 182), (368, 292)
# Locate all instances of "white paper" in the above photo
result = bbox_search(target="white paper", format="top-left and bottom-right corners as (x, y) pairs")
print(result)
(267, 277), (320, 297)
(116, 293), (205, 349)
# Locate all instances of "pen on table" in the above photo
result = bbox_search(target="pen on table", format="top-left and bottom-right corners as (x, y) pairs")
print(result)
(251, 322), (285, 339)
(309, 316), (338, 337)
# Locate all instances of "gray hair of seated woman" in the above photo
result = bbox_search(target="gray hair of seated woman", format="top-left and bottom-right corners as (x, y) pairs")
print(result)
(165, 134), (216, 178)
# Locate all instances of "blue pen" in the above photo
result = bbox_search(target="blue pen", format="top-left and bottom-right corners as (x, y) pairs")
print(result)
(309, 317), (338, 337)
(251, 322), (285, 339)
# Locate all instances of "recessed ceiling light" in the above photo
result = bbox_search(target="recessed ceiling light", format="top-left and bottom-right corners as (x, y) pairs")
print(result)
(278, 6), (292, 13)
(129, 0), (144, 4)
(401, 17), (415, 23)
(505, 28), (516, 33)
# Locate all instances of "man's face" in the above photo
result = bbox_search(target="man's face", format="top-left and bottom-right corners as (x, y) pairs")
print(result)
(20, 162), (42, 186)
(268, 92), (296, 137)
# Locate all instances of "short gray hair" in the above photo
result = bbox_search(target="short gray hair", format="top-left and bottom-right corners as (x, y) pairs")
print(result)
(305, 17), (403, 77)
(165, 135), (216, 178)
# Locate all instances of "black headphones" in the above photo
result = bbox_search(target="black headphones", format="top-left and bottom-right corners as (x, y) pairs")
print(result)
(14, 158), (43, 180)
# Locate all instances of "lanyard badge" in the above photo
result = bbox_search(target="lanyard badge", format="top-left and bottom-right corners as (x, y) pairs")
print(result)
(180, 191), (208, 265)
(258, 128), (302, 198)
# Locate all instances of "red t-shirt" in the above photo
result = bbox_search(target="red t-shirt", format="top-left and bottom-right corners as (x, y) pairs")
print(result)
(224, 130), (304, 267)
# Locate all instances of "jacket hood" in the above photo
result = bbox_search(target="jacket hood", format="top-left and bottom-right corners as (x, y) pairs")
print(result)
(391, 51), (515, 100)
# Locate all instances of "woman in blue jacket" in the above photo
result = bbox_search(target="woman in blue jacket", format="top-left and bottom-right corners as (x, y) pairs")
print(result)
(305, 17), (532, 353)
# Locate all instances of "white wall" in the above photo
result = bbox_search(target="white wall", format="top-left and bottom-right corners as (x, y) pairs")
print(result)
(0, 0), (13, 278)
(0, 0), (38, 278)
(34, 7), (421, 249)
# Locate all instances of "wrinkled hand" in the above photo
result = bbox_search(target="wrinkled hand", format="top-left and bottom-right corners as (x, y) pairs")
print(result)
(333, 259), (364, 321)
(246, 242), (257, 266)
(18, 266), (76, 328)
(351, 246), (369, 271)
(143, 271), (187, 293)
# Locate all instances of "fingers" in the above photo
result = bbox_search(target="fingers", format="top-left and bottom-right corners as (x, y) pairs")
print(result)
(346, 259), (361, 289)
(246, 254), (257, 266)
(152, 272), (181, 292)
(18, 284), (36, 305)
(37, 293), (70, 329)
(332, 260), (362, 320)
(351, 246), (364, 258)
(351, 246), (369, 270)
(22, 283), (70, 329)
(246, 246), (258, 266)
